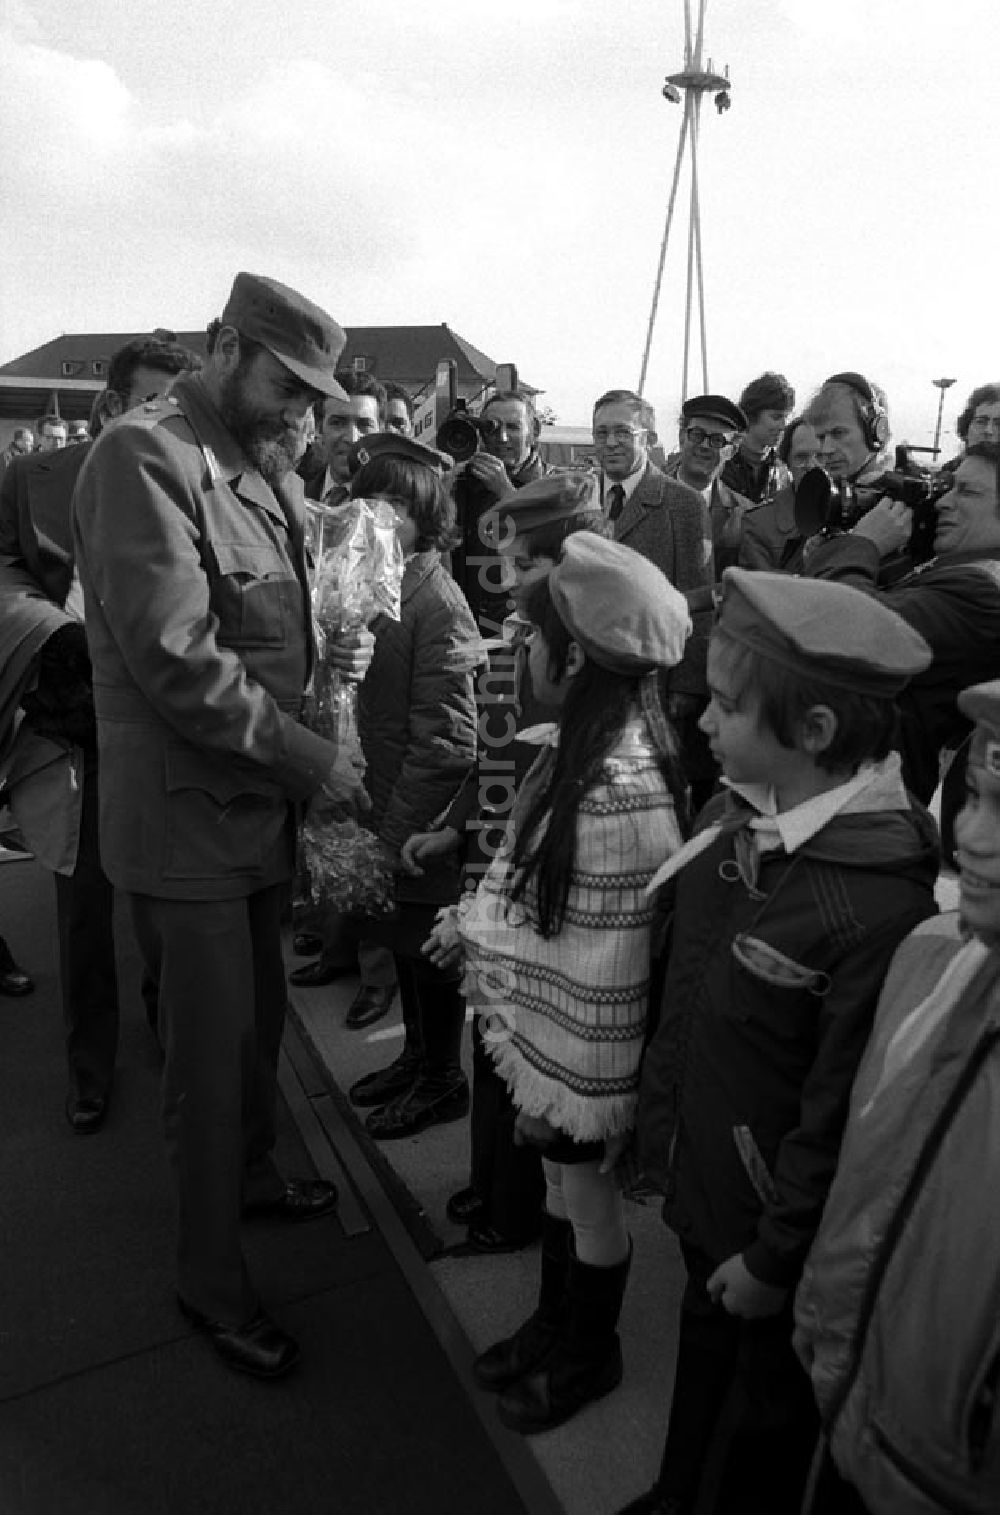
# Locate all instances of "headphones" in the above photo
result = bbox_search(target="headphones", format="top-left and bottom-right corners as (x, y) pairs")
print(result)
(825, 371), (890, 453)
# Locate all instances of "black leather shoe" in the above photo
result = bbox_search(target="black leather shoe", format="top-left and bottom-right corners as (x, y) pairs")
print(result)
(446, 1186), (487, 1225)
(365, 1074), (469, 1140)
(177, 1296), (299, 1379)
(613, 1493), (690, 1515)
(288, 959), (352, 987)
(292, 931), (323, 956)
(243, 1178), (338, 1223)
(65, 1092), (109, 1135)
(0, 938), (33, 997)
(349, 1051), (420, 1108)
(345, 983), (396, 1029)
(463, 1222), (531, 1255)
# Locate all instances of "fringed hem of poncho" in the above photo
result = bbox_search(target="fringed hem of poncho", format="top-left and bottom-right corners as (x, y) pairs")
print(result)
(485, 1031), (641, 1142)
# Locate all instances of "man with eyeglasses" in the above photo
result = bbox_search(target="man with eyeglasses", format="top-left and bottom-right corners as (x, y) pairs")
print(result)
(662, 394), (755, 575)
(592, 388), (715, 803)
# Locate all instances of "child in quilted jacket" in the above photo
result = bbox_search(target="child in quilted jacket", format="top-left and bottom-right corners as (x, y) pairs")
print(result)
(794, 674), (1000, 1515)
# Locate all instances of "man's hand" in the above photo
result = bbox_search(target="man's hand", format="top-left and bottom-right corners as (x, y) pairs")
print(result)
(465, 453), (515, 501)
(421, 904), (465, 970)
(851, 497), (913, 559)
(513, 1111), (559, 1148)
(400, 827), (461, 876)
(706, 1254), (788, 1319)
(324, 626), (376, 683)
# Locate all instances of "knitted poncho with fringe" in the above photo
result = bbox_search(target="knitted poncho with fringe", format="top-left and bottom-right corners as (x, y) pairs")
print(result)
(459, 717), (682, 1142)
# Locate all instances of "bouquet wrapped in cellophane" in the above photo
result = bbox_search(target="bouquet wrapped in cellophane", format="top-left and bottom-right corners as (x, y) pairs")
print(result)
(301, 499), (405, 917)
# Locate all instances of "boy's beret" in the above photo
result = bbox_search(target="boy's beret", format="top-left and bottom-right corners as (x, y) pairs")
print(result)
(717, 568), (932, 696)
(348, 432), (454, 475)
(487, 471), (602, 545)
(959, 679), (1000, 737)
(549, 532), (691, 674)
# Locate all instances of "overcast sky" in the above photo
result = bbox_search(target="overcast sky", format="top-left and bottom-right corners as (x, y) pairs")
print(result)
(1, 0), (997, 452)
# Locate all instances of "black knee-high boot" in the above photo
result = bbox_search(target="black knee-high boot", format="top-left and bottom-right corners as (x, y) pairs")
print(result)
(348, 963), (421, 1108)
(364, 962), (468, 1139)
(473, 1212), (573, 1391)
(497, 1242), (631, 1432)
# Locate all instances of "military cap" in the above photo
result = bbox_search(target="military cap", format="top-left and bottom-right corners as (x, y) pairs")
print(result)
(480, 471), (602, 549)
(958, 679), (1000, 777)
(549, 532), (691, 674)
(348, 432), (454, 476)
(220, 272), (348, 400)
(681, 394), (748, 433)
(717, 568), (932, 696)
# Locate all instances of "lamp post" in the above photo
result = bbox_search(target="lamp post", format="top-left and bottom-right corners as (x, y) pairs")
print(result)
(638, 0), (732, 401)
(931, 378), (956, 460)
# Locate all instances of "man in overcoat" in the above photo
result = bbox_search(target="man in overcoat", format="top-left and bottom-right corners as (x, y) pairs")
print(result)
(71, 273), (367, 1379)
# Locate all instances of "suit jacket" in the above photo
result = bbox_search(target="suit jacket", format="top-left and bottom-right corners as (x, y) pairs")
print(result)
(612, 461), (713, 698)
(71, 375), (340, 900)
(0, 445), (94, 869)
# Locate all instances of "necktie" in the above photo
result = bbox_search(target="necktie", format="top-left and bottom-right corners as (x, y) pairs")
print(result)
(607, 484), (626, 523)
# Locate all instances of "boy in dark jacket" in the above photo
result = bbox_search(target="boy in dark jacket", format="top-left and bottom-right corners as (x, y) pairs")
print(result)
(622, 570), (940, 1515)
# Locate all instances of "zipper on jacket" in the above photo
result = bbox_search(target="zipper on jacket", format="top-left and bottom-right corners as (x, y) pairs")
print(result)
(823, 1027), (1000, 1434)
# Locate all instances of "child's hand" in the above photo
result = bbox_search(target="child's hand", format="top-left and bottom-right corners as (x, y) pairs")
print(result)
(421, 906), (465, 970)
(400, 827), (461, 877)
(706, 1254), (787, 1319)
(513, 1111), (559, 1148)
(599, 1130), (635, 1178)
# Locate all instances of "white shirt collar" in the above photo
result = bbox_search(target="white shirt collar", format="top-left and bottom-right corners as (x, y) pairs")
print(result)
(725, 752), (910, 855)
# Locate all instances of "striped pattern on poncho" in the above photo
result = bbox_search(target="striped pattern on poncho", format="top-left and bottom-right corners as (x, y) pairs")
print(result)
(459, 722), (682, 1141)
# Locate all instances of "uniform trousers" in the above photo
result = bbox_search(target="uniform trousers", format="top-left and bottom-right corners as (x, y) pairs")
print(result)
(54, 759), (119, 1101)
(129, 884), (290, 1324)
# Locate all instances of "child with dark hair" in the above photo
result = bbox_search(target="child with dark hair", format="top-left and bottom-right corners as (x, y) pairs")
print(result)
(425, 532), (692, 1434)
(328, 435), (480, 1138)
(621, 570), (940, 1515)
(403, 474), (610, 1252)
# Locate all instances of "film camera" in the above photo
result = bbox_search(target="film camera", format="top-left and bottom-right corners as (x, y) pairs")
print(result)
(435, 401), (504, 465)
(794, 446), (951, 567)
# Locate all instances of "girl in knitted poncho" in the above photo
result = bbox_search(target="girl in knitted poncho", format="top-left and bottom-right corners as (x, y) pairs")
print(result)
(425, 531), (691, 1435)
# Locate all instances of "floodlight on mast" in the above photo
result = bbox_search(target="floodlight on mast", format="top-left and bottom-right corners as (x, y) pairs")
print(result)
(638, 0), (731, 402)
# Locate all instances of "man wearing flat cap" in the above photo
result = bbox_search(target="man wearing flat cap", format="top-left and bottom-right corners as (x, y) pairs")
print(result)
(662, 393), (756, 575)
(72, 272), (371, 1379)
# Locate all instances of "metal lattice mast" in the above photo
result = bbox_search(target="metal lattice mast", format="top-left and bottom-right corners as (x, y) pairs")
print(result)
(638, 0), (731, 401)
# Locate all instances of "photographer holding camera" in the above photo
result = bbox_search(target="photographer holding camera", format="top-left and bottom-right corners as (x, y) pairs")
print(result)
(806, 433), (1000, 838)
(440, 388), (549, 626)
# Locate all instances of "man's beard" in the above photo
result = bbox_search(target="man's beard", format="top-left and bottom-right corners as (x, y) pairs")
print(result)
(218, 369), (307, 488)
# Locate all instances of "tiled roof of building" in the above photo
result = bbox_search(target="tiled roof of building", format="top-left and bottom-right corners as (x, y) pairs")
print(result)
(0, 324), (531, 396)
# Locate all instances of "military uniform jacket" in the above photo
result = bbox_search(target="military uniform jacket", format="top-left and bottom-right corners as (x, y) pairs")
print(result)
(71, 374), (339, 900)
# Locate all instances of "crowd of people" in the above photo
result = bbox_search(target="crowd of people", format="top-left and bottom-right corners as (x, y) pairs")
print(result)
(1, 268), (999, 1515)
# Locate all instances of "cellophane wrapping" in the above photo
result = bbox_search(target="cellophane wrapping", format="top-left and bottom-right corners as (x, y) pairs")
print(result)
(301, 499), (405, 917)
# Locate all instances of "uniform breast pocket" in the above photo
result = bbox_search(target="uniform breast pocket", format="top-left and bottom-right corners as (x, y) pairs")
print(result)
(728, 934), (830, 1042)
(209, 540), (298, 647)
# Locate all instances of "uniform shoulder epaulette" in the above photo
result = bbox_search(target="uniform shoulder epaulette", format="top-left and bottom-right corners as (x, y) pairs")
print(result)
(127, 395), (185, 429)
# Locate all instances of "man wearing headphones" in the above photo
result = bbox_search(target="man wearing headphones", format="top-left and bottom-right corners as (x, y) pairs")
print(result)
(802, 371), (893, 491)
(804, 372), (1000, 847)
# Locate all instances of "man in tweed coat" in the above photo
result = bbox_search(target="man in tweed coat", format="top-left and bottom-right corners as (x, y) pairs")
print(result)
(592, 388), (715, 803)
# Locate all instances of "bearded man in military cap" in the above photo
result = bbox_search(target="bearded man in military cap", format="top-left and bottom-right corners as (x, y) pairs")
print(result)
(71, 273), (372, 1379)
